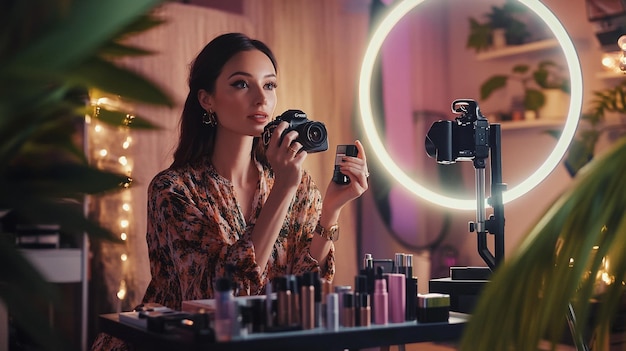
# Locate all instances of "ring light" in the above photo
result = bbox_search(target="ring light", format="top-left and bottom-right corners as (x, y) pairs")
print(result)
(358, 0), (583, 210)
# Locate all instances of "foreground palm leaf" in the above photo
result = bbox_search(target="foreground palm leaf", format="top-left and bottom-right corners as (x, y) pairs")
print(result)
(0, 0), (168, 349)
(460, 135), (626, 350)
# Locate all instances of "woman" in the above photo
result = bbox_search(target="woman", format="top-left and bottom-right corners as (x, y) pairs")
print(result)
(92, 32), (368, 349)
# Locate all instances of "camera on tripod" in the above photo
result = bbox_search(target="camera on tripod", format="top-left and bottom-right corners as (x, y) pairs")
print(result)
(424, 99), (490, 165)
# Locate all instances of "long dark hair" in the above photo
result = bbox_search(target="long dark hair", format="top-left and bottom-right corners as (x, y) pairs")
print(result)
(170, 32), (278, 169)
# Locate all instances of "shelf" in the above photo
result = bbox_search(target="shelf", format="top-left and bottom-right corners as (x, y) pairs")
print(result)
(498, 118), (565, 131)
(596, 71), (626, 80)
(476, 39), (559, 60)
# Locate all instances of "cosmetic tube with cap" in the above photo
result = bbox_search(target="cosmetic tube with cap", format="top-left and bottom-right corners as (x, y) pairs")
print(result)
(386, 273), (406, 323)
(354, 275), (367, 326)
(301, 272), (315, 330)
(334, 285), (351, 326)
(342, 292), (355, 327)
(360, 293), (371, 327)
(326, 292), (339, 331)
(275, 276), (291, 327)
(214, 277), (235, 341)
(395, 253), (406, 275)
(287, 275), (300, 326)
(313, 271), (323, 328)
(373, 266), (388, 325)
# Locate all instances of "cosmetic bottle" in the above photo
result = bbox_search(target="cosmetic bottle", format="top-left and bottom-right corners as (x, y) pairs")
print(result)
(342, 292), (355, 327)
(287, 275), (300, 326)
(387, 273), (406, 323)
(359, 293), (371, 327)
(334, 285), (352, 326)
(301, 272), (315, 330)
(361, 253), (375, 296)
(404, 254), (418, 321)
(354, 275), (367, 326)
(313, 271), (323, 328)
(275, 276), (291, 327)
(326, 292), (339, 331)
(395, 253), (406, 275)
(214, 277), (235, 341)
(373, 266), (388, 325)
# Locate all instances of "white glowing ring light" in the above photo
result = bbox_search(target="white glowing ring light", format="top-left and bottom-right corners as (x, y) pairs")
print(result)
(358, 0), (582, 210)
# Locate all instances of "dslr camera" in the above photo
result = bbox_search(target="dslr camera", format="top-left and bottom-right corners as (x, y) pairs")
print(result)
(262, 109), (328, 153)
(425, 99), (490, 165)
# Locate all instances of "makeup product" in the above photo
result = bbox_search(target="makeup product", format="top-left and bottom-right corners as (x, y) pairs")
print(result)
(275, 276), (291, 327)
(334, 285), (352, 326)
(359, 293), (371, 327)
(373, 266), (388, 325)
(417, 293), (450, 323)
(342, 292), (355, 327)
(361, 253), (375, 296)
(265, 280), (274, 328)
(248, 297), (266, 333)
(404, 254), (417, 321)
(406, 277), (418, 321)
(214, 277), (235, 341)
(395, 253), (406, 275)
(287, 275), (300, 326)
(326, 292), (339, 331)
(386, 273), (406, 323)
(301, 272), (315, 330)
(313, 271), (323, 328)
(354, 275), (367, 326)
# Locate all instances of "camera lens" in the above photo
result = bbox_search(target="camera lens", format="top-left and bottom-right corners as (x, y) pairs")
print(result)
(305, 123), (325, 144)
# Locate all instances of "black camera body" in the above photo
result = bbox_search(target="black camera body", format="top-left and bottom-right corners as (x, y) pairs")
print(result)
(262, 109), (328, 153)
(425, 99), (489, 165)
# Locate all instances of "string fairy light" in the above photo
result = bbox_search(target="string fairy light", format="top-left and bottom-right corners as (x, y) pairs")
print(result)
(87, 93), (136, 312)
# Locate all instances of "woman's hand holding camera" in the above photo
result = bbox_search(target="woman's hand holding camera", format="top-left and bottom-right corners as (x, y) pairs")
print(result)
(265, 121), (307, 191)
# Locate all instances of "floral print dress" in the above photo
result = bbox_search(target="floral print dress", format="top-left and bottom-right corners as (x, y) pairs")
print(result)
(91, 157), (334, 350)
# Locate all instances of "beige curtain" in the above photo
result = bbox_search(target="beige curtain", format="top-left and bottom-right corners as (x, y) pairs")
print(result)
(93, 1), (371, 313)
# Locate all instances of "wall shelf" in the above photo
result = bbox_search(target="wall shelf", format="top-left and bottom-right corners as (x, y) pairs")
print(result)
(499, 118), (564, 131)
(476, 39), (559, 61)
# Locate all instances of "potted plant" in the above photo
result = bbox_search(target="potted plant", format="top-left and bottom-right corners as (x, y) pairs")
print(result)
(480, 60), (571, 118)
(1, 0), (169, 349)
(467, 2), (531, 52)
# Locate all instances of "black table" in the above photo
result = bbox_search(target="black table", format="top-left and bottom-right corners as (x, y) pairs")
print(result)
(99, 312), (469, 351)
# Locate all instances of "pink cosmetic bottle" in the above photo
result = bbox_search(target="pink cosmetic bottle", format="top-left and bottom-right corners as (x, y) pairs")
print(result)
(373, 266), (388, 325)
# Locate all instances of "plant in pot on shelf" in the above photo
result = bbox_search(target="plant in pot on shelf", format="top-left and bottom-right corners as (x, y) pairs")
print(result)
(480, 60), (570, 120)
(1, 0), (169, 350)
(467, 1), (531, 52)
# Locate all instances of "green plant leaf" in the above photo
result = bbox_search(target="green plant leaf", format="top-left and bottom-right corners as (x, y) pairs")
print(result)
(467, 18), (492, 53)
(460, 136), (626, 351)
(525, 88), (545, 111)
(69, 57), (173, 107)
(6, 0), (163, 70)
(480, 75), (508, 100)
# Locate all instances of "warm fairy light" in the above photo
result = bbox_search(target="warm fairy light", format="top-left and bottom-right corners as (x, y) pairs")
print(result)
(122, 137), (132, 149)
(90, 93), (136, 307)
(117, 280), (127, 300)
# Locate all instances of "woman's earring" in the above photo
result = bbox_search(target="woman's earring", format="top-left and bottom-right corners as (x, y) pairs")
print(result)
(202, 110), (217, 127)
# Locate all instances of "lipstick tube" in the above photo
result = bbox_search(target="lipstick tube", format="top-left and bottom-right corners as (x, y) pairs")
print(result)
(275, 276), (291, 327)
